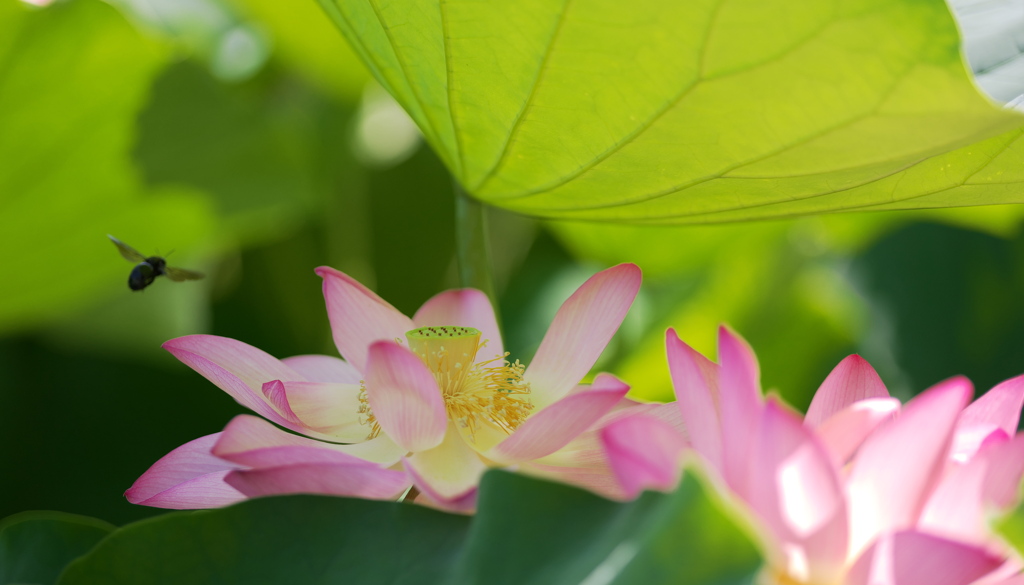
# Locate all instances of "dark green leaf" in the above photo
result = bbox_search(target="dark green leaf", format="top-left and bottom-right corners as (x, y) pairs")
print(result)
(58, 471), (761, 585)
(450, 470), (760, 585)
(0, 511), (114, 585)
(57, 495), (469, 585)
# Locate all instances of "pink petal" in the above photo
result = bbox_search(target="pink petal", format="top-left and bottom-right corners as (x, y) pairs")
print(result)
(214, 414), (406, 466)
(365, 341), (447, 452)
(525, 263), (641, 409)
(316, 266), (414, 372)
(953, 375), (1024, 461)
(520, 461), (624, 501)
(262, 380), (367, 442)
(220, 445), (376, 468)
(162, 335), (303, 428)
(981, 433), (1024, 510)
(746, 400), (848, 584)
(404, 424), (486, 512)
(413, 289), (503, 356)
(260, 380), (301, 425)
(919, 440), (995, 545)
(717, 326), (763, 494)
(666, 328), (723, 473)
(411, 488), (478, 513)
(226, 463), (410, 500)
(488, 373), (629, 463)
(805, 355), (889, 427)
(814, 398), (901, 466)
(600, 414), (686, 499)
(846, 531), (1004, 585)
(633, 400), (688, 438)
(846, 377), (972, 557)
(280, 354), (362, 383)
(125, 433), (245, 509)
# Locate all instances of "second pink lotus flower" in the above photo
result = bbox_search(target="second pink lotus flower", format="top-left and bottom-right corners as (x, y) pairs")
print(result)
(604, 326), (1024, 585)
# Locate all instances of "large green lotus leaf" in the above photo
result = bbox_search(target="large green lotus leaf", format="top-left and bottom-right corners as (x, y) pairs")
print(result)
(0, 511), (114, 585)
(0, 0), (217, 335)
(317, 0), (1024, 222)
(58, 471), (760, 584)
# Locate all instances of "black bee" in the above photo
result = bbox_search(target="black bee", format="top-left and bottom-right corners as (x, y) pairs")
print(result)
(108, 235), (204, 291)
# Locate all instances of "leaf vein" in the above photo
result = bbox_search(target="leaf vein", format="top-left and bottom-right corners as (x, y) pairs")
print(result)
(471, 0), (574, 191)
(493, 5), (838, 201)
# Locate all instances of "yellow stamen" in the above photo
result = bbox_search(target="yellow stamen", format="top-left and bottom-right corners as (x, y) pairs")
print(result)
(357, 383), (381, 439)
(407, 326), (532, 441)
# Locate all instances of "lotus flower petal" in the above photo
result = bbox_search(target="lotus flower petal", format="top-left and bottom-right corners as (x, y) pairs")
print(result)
(365, 341), (447, 452)
(980, 433), (1024, 510)
(405, 424), (486, 512)
(919, 438), (996, 545)
(280, 354), (362, 384)
(953, 374), (1024, 461)
(226, 463), (410, 501)
(846, 531), (1004, 585)
(717, 326), (763, 494)
(162, 335), (304, 427)
(815, 398), (901, 466)
(746, 400), (847, 584)
(317, 266), (414, 372)
(261, 380), (366, 442)
(601, 414), (686, 498)
(525, 263), (641, 409)
(125, 433), (244, 509)
(413, 288), (503, 356)
(215, 414), (406, 466)
(487, 373), (629, 463)
(805, 355), (889, 427)
(846, 377), (972, 556)
(666, 328), (722, 473)
(520, 460), (625, 501)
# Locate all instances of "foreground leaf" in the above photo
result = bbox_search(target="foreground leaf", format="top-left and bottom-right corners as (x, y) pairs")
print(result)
(0, 511), (114, 585)
(58, 470), (760, 584)
(452, 470), (760, 585)
(58, 496), (467, 585)
(318, 0), (1024, 223)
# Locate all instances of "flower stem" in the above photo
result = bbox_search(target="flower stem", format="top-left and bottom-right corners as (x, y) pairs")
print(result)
(454, 181), (497, 306)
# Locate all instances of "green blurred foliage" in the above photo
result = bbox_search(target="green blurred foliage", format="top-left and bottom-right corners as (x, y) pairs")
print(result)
(0, 0), (216, 336)
(853, 222), (1024, 399)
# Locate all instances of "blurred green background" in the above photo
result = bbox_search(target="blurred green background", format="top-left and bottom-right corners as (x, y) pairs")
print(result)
(4, 0), (1024, 528)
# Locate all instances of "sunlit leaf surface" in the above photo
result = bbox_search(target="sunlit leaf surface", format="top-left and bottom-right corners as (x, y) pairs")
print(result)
(0, 0), (216, 334)
(317, 0), (1024, 222)
(58, 471), (760, 585)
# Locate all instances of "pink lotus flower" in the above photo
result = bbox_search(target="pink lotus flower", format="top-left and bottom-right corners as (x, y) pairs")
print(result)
(602, 326), (1024, 585)
(127, 264), (644, 512)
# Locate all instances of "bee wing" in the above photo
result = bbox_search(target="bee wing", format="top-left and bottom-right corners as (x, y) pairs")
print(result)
(164, 266), (205, 282)
(108, 235), (147, 263)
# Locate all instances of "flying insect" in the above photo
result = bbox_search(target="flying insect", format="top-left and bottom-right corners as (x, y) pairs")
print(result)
(108, 235), (204, 291)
